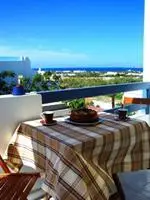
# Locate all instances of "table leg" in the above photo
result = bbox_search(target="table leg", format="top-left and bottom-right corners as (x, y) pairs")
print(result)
(112, 174), (125, 200)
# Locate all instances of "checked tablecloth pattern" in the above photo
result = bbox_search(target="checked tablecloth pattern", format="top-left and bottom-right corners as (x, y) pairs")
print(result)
(7, 113), (150, 200)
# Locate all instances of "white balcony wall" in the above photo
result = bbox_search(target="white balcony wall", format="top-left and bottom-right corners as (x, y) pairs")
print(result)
(143, 0), (150, 81)
(0, 93), (42, 155)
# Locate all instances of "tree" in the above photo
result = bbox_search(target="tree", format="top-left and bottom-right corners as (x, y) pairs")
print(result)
(0, 70), (16, 94)
(21, 72), (61, 92)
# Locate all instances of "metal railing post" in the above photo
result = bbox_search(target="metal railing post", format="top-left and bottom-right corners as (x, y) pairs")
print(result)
(146, 88), (150, 114)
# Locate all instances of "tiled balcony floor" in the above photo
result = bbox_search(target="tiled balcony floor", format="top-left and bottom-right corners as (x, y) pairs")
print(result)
(118, 170), (150, 200)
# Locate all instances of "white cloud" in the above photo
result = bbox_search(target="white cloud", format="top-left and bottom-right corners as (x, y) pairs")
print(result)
(0, 45), (89, 66)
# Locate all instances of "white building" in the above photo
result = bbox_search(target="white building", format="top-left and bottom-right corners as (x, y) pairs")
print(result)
(0, 57), (34, 77)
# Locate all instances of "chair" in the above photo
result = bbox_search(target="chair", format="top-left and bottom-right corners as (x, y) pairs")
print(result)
(0, 154), (10, 173)
(0, 173), (40, 200)
(0, 154), (40, 200)
(123, 96), (150, 105)
(123, 96), (150, 121)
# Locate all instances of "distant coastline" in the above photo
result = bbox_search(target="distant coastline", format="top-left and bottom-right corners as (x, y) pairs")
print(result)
(32, 66), (143, 72)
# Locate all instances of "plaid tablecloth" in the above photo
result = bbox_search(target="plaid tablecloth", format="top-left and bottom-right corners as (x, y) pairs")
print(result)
(7, 113), (150, 200)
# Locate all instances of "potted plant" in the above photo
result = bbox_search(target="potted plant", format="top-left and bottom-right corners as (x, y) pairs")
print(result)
(12, 75), (25, 95)
(66, 98), (86, 110)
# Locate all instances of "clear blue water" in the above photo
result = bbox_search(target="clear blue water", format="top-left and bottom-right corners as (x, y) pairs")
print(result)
(32, 66), (143, 72)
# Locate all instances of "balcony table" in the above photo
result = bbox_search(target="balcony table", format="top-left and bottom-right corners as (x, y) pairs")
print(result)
(6, 113), (150, 200)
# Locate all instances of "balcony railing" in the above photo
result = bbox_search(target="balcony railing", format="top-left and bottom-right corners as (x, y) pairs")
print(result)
(38, 82), (150, 114)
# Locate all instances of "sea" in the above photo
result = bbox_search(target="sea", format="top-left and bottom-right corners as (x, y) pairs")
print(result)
(32, 66), (143, 72)
(0, 56), (143, 72)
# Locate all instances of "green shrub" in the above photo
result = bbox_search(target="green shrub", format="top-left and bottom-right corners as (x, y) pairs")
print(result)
(65, 98), (86, 110)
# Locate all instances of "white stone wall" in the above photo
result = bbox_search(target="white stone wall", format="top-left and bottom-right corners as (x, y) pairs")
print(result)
(0, 93), (42, 156)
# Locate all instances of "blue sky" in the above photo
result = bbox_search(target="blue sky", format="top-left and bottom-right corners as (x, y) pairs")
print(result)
(0, 0), (144, 68)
